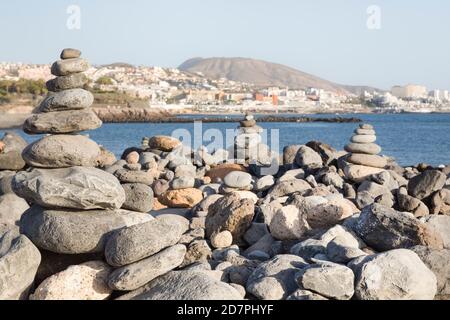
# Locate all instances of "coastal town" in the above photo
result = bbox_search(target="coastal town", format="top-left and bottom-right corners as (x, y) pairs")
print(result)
(1, 62), (449, 116)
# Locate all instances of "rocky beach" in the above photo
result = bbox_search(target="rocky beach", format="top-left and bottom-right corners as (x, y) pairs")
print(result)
(0, 49), (450, 301)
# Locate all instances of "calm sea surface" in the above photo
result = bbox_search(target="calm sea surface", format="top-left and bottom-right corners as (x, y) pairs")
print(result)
(2, 113), (449, 166)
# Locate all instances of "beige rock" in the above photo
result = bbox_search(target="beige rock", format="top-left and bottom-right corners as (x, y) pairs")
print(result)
(30, 261), (112, 300)
(344, 164), (384, 183)
(206, 163), (247, 181)
(347, 154), (387, 168)
(210, 231), (233, 249)
(269, 205), (310, 240)
(148, 136), (181, 152)
(126, 151), (140, 164)
(350, 134), (376, 144)
(159, 188), (203, 208)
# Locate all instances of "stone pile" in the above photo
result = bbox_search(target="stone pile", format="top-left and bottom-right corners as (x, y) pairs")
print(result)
(344, 123), (386, 182)
(234, 114), (279, 177)
(1, 75), (450, 301)
(2, 49), (152, 299)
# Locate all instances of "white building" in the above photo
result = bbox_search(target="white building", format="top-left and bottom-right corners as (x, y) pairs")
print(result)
(391, 84), (428, 99)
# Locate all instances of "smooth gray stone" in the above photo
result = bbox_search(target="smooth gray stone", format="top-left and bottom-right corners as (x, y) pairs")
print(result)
(170, 176), (195, 189)
(350, 134), (376, 144)
(0, 171), (15, 195)
(23, 109), (101, 134)
(46, 73), (88, 91)
(354, 249), (437, 300)
(0, 193), (29, 228)
(408, 170), (446, 200)
(0, 232), (41, 300)
(51, 58), (90, 76)
(20, 205), (153, 254)
(246, 254), (308, 300)
(122, 183), (154, 213)
(295, 145), (323, 167)
(345, 143), (381, 155)
(60, 48), (81, 59)
(354, 203), (443, 252)
(37, 89), (94, 113)
(105, 214), (189, 267)
(115, 169), (154, 185)
(108, 244), (186, 291)
(116, 270), (242, 300)
(13, 167), (125, 210)
(22, 135), (101, 168)
(0, 151), (26, 171)
(223, 171), (252, 189)
(295, 262), (355, 300)
(411, 246), (450, 298)
(46, 73), (88, 92)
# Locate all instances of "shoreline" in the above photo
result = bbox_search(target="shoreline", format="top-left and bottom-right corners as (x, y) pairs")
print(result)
(2, 109), (450, 130)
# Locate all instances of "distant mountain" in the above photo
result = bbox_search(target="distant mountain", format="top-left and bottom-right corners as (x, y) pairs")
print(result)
(179, 57), (381, 95)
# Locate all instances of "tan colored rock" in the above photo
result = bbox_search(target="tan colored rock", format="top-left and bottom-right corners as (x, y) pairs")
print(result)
(344, 164), (384, 183)
(148, 136), (181, 152)
(206, 193), (255, 245)
(206, 163), (247, 181)
(159, 188), (203, 208)
(347, 154), (387, 168)
(269, 205), (310, 240)
(30, 261), (112, 300)
(126, 151), (139, 164)
(210, 231), (233, 249)
(152, 198), (168, 210)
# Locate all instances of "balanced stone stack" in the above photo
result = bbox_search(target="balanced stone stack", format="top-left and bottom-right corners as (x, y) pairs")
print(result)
(8, 50), (154, 299)
(235, 114), (278, 176)
(344, 124), (386, 182)
(234, 113), (263, 164)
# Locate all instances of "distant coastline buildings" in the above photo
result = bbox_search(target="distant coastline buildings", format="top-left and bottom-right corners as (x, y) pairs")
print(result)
(0, 62), (449, 113)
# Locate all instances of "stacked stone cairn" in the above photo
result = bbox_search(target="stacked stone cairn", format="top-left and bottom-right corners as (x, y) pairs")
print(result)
(2, 70), (450, 301)
(234, 114), (278, 177)
(343, 123), (386, 183)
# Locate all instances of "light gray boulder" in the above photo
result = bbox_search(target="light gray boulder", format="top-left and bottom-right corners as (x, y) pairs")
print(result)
(13, 167), (125, 210)
(37, 89), (94, 113)
(105, 214), (189, 266)
(108, 244), (186, 291)
(246, 254), (308, 300)
(295, 261), (355, 300)
(117, 270), (242, 300)
(354, 249), (437, 300)
(23, 109), (101, 134)
(0, 193), (29, 228)
(20, 205), (152, 254)
(22, 135), (101, 168)
(0, 232), (41, 300)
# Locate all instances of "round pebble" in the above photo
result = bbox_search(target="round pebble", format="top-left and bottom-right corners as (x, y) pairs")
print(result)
(210, 231), (233, 248)
(223, 171), (252, 189)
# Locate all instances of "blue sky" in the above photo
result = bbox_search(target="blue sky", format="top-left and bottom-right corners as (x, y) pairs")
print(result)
(0, 0), (449, 90)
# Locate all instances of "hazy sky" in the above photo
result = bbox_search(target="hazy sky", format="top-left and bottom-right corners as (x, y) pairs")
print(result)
(1, 0), (449, 90)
